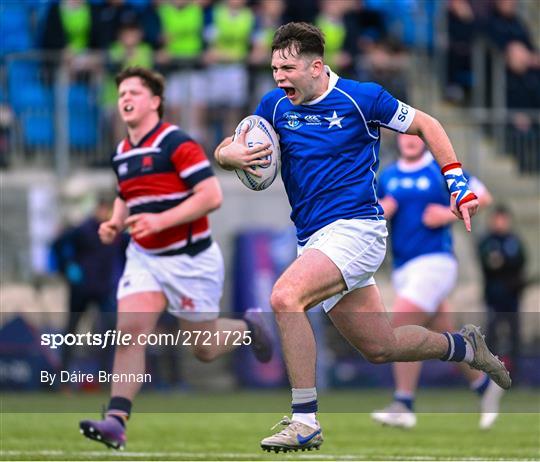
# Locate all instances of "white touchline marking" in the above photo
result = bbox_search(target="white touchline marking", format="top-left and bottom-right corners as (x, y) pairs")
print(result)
(1, 451), (536, 461)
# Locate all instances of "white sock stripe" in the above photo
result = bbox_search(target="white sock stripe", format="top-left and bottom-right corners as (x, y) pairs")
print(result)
(444, 167), (464, 176)
(291, 387), (317, 404)
(447, 333), (455, 360)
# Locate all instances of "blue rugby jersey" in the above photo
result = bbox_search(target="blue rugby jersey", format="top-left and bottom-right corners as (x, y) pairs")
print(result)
(378, 153), (458, 268)
(255, 67), (415, 244)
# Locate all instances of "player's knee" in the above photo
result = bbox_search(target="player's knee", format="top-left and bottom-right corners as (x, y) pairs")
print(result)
(191, 344), (217, 363)
(362, 344), (394, 364)
(116, 318), (148, 339)
(270, 286), (301, 313)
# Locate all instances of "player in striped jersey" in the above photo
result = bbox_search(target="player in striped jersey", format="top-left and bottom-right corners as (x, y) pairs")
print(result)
(79, 67), (273, 450)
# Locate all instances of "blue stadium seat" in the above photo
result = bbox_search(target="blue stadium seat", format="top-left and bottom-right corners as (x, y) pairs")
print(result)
(10, 82), (53, 115)
(0, 4), (33, 56)
(21, 112), (54, 148)
(69, 113), (98, 149)
(68, 84), (98, 148)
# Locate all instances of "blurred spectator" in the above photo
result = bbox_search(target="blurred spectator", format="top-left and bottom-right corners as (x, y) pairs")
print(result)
(51, 197), (128, 373)
(249, 0), (286, 102)
(90, 0), (159, 50)
(477, 204), (526, 378)
(361, 38), (410, 101)
(342, 0), (387, 71)
(315, 0), (352, 73)
(504, 41), (540, 173)
(103, 19), (153, 145)
(204, 0), (256, 141)
(445, 0), (477, 103)
(40, 0), (100, 77)
(156, 0), (208, 143)
(485, 0), (539, 53)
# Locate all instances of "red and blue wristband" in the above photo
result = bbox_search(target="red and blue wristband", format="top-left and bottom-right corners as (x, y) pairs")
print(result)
(441, 162), (477, 207)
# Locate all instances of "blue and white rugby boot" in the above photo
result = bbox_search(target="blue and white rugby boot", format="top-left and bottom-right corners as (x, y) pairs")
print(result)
(244, 307), (273, 363)
(79, 416), (126, 450)
(261, 416), (323, 453)
(461, 324), (512, 390)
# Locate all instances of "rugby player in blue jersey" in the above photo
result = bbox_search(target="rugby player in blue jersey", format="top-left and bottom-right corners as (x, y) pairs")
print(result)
(215, 23), (511, 452)
(371, 133), (504, 430)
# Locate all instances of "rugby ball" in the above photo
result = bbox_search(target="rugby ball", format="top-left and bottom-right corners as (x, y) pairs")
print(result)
(233, 115), (280, 191)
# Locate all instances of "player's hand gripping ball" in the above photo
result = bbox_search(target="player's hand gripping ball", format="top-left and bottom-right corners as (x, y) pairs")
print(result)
(233, 115), (281, 191)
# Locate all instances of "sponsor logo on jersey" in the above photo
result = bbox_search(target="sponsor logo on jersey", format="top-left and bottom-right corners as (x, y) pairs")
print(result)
(304, 115), (322, 125)
(118, 162), (128, 176)
(283, 111), (303, 130)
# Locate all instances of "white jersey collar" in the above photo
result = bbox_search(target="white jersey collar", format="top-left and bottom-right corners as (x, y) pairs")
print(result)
(397, 151), (434, 172)
(303, 66), (339, 106)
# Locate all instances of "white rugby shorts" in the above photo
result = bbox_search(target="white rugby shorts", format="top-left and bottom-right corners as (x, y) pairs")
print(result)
(298, 218), (388, 312)
(392, 253), (458, 313)
(117, 241), (224, 321)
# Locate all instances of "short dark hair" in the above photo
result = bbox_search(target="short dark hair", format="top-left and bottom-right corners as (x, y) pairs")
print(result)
(271, 22), (325, 59)
(493, 203), (512, 217)
(115, 67), (165, 118)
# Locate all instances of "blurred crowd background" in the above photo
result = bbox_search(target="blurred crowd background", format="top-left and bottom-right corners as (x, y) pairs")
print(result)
(0, 0), (539, 393)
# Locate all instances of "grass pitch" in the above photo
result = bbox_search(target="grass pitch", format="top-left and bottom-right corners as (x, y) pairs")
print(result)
(1, 389), (538, 461)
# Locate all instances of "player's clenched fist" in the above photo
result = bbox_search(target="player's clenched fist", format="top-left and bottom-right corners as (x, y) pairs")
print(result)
(98, 220), (123, 244)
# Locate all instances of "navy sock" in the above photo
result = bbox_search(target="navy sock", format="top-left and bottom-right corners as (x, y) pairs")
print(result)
(394, 392), (414, 412)
(441, 332), (466, 362)
(107, 396), (132, 427)
(472, 374), (490, 396)
(291, 400), (318, 414)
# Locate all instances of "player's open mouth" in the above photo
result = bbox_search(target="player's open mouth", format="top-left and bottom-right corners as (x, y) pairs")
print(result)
(124, 105), (134, 113)
(283, 87), (296, 99)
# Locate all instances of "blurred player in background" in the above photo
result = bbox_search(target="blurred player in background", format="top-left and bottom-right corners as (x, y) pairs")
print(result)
(215, 22), (511, 452)
(79, 66), (272, 450)
(372, 133), (504, 430)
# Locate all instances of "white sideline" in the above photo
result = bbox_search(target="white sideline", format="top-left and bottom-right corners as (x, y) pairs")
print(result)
(1, 450), (536, 461)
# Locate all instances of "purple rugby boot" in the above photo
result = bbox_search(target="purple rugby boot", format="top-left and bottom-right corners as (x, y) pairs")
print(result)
(244, 308), (274, 363)
(79, 416), (126, 450)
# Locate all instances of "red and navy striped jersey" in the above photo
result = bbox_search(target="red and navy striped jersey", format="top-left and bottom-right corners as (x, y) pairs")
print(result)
(112, 122), (214, 256)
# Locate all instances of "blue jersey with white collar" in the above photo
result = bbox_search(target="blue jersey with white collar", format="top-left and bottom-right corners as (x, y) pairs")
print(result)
(255, 68), (415, 244)
(378, 153), (455, 268)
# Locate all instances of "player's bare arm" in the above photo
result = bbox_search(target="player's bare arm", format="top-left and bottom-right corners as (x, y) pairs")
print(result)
(98, 197), (129, 244)
(215, 123), (271, 177)
(125, 177), (223, 239)
(406, 110), (479, 231)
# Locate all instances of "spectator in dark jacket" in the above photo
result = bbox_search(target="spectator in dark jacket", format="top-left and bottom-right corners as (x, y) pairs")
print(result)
(477, 204), (526, 377)
(52, 197), (128, 372)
